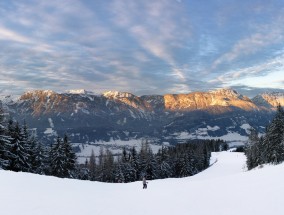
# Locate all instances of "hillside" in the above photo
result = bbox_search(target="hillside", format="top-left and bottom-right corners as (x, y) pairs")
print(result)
(1, 88), (283, 146)
(1, 151), (283, 215)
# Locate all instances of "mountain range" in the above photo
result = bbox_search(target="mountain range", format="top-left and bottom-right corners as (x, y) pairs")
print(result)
(1, 88), (283, 146)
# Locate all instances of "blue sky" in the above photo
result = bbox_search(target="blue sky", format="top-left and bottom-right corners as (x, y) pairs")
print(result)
(0, 0), (283, 97)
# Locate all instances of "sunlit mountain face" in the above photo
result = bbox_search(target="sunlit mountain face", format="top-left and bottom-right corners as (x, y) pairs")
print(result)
(1, 88), (283, 146)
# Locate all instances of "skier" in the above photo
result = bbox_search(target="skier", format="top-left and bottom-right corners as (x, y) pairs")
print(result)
(142, 176), (148, 189)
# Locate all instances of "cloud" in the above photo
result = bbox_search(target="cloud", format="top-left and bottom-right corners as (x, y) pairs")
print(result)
(0, 1), (194, 95)
(214, 54), (284, 84)
(212, 31), (283, 70)
(0, 1), (284, 97)
(109, 0), (191, 81)
(211, 10), (284, 70)
(0, 26), (31, 43)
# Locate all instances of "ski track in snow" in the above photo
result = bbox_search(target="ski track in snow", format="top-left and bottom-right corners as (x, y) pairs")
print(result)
(0, 152), (284, 215)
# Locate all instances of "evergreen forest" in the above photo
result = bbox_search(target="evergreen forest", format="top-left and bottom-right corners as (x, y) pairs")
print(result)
(245, 104), (284, 169)
(0, 104), (227, 182)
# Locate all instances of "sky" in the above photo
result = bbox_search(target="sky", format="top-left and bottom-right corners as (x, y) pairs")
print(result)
(0, 0), (283, 97)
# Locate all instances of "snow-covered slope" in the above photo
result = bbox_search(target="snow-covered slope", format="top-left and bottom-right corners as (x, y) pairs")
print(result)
(1, 152), (283, 215)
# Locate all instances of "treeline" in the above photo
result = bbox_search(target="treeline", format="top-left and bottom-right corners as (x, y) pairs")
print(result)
(245, 104), (284, 170)
(80, 139), (228, 182)
(0, 105), (227, 182)
(0, 106), (77, 178)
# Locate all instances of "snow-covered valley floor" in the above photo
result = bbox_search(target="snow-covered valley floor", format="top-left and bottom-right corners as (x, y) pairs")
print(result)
(1, 152), (284, 215)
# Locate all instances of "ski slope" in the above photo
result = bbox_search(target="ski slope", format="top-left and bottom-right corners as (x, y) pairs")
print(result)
(1, 152), (284, 215)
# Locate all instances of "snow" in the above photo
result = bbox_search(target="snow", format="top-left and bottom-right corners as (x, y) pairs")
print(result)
(1, 151), (284, 215)
(74, 139), (163, 163)
(219, 131), (248, 141)
(48, 118), (54, 128)
(43, 128), (57, 136)
(207, 125), (220, 131)
(240, 123), (251, 134)
(103, 91), (134, 98)
(129, 109), (137, 118)
(66, 89), (95, 95)
(210, 88), (241, 98)
(173, 130), (248, 143)
(0, 94), (19, 103)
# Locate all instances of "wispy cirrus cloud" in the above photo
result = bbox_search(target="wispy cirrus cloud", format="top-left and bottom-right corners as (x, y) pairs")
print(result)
(211, 4), (284, 71)
(0, 0), (284, 97)
(0, 26), (31, 43)
(210, 53), (284, 92)
(109, 0), (191, 82)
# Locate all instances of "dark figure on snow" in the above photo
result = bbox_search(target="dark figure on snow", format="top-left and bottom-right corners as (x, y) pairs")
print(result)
(143, 177), (148, 189)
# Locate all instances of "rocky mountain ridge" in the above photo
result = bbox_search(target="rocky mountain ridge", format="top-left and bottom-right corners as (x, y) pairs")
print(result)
(252, 92), (284, 108)
(1, 88), (283, 145)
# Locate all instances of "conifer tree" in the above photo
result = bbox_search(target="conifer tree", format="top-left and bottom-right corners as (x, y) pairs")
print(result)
(156, 146), (172, 178)
(245, 128), (261, 169)
(89, 149), (96, 180)
(96, 147), (105, 181)
(0, 106), (13, 169)
(9, 122), (30, 172)
(144, 151), (159, 180)
(179, 153), (194, 177)
(103, 149), (114, 182)
(50, 136), (65, 177)
(262, 104), (284, 164)
(203, 144), (211, 168)
(30, 137), (47, 174)
(77, 161), (90, 180)
(130, 146), (140, 180)
(139, 140), (151, 178)
(62, 134), (77, 178)
(119, 150), (136, 183)
(114, 160), (125, 183)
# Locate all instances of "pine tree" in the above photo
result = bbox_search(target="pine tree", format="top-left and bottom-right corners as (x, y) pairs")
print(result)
(49, 135), (77, 178)
(179, 153), (194, 177)
(202, 144), (210, 169)
(144, 151), (159, 180)
(62, 134), (77, 178)
(130, 146), (140, 180)
(156, 146), (172, 178)
(50, 136), (65, 177)
(139, 140), (151, 178)
(245, 128), (261, 169)
(21, 121), (35, 172)
(89, 149), (96, 180)
(30, 137), (47, 174)
(96, 147), (106, 181)
(9, 122), (31, 172)
(77, 161), (90, 180)
(103, 149), (114, 182)
(114, 160), (125, 183)
(262, 104), (284, 164)
(0, 106), (13, 169)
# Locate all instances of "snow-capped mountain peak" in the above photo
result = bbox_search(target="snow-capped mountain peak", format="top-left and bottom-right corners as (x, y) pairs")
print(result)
(210, 88), (242, 98)
(23, 90), (56, 97)
(252, 92), (284, 108)
(66, 89), (95, 95)
(103, 91), (135, 99)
